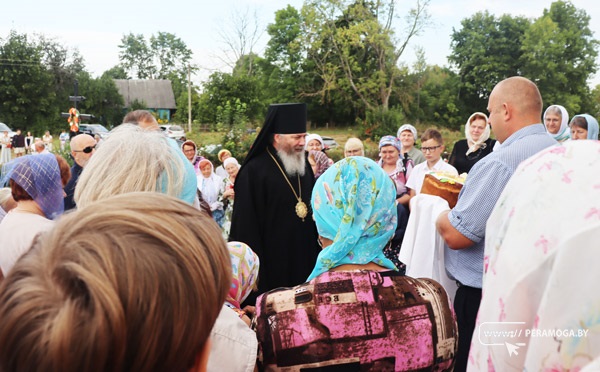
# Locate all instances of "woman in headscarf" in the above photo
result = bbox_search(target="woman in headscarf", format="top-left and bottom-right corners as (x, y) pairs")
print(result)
(307, 150), (330, 179)
(254, 157), (458, 371)
(543, 104), (570, 142)
(449, 112), (496, 174)
(306, 133), (333, 166)
(224, 241), (259, 323)
(377, 135), (413, 207)
(397, 124), (426, 165)
(215, 149), (232, 179)
(305, 133), (325, 152)
(181, 139), (203, 175)
(569, 113), (599, 140)
(0, 153), (70, 276)
(208, 241), (260, 372)
(220, 157), (241, 238)
(198, 158), (224, 226)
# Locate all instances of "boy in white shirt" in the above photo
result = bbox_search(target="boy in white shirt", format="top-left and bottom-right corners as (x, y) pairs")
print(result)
(406, 128), (458, 198)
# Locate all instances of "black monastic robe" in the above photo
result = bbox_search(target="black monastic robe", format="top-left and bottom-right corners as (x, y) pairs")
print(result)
(229, 146), (320, 304)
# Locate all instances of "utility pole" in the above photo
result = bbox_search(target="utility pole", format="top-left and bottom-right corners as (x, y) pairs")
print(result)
(188, 65), (192, 133)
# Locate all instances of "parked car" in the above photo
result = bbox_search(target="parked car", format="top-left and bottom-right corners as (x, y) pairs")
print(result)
(159, 124), (186, 140)
(79, 124), (110, 139)
(0, 122), (16, 138)
(321, 136), (339, 150)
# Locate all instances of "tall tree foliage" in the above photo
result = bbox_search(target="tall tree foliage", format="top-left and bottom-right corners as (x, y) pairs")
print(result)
(260, 5), (304, 103)
(76, 72), (124, 128)
(0, 31), (57, 134)
(520, 1), (598, 113)
(197, 72), (264, 127)
(118, 32), (196, 117)
(449, 12), (530, 111)
(301, 0), (430, 111)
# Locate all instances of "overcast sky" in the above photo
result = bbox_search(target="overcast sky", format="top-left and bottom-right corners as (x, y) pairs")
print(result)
(1, 0), (599, 86)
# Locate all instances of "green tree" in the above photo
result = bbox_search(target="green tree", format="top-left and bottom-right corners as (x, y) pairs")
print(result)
(0, 31), (56, 134)
(256, 6), (305, 106)
(197, 72), (264, 126)
(301, 0), (431, 111)
(520, 1), (599, 113)
(102, 65), (128, 79)
(417, 66), (465, 130)
(75, 72), (124, 128)
(449, 12), (530, 110)
(118, 33), (155, 79)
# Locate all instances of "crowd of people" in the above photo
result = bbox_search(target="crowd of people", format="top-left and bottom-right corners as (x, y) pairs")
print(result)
(0, 76), (598, 371)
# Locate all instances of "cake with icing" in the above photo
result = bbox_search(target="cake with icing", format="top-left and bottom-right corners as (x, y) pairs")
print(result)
(420, 172), (466, 208)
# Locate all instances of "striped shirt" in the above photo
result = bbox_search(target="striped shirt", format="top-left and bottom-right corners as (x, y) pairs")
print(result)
(445, 124), (557, 288)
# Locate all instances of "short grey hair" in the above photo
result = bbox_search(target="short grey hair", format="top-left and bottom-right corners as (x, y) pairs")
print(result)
(74, 124), (184, 208)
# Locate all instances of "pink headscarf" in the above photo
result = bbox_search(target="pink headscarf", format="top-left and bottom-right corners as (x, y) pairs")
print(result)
(226, 241), (260, 309)
(309, 150), (331, 178)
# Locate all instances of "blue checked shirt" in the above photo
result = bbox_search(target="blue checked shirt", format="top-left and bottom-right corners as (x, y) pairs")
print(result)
(444, 124), (557, 288)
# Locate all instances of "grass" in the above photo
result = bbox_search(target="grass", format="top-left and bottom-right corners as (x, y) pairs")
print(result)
(49, 123), (469, 163)
(184, 123), (468, 162)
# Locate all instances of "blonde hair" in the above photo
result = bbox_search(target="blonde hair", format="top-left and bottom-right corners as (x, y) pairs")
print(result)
(344, 137), (365, 156)
(74, 124), (184, 208)
(0, 192), (231, 371)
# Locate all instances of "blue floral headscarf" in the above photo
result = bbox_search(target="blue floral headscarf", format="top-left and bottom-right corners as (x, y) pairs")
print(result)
(307, 156), (398, 280)
(378, 135), (402, 153)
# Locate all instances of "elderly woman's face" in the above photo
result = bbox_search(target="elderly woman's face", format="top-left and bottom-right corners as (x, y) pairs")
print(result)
(571, 125), (588, 140)
(225, 162), (239, 177)
(306, 139), (322, 152)
(200, 163), (212, 178)
(344, 147), (363, 157)
(379, 145), (399, 166)
(545, 113), (561, 134)
(469, 118), (487, 141)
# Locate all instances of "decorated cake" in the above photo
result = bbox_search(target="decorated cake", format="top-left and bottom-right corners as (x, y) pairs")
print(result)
(420, 172), (466, 208)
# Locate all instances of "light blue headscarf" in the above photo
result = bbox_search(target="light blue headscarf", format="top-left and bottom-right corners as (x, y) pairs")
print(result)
(543, 105), (570, 142)
(307, 156), (398, 280)
(572, 114), (599, 140)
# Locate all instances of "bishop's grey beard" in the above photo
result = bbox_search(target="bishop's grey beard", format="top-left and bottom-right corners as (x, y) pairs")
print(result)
(277, 149), (306, 177)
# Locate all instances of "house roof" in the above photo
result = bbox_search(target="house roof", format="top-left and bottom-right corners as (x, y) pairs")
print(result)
(114, 79), (176, 109)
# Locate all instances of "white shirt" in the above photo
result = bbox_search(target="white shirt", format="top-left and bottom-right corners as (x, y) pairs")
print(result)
(0, 211), (54, 275)
(406, 158), (458, 195)
(207, 305), (257, 372)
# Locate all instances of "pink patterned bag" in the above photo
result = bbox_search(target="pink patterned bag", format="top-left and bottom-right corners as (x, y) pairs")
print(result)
(255, 270), (457, 371)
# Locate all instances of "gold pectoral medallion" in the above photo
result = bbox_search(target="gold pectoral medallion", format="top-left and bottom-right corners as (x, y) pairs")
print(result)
(296, 200), (308, 221)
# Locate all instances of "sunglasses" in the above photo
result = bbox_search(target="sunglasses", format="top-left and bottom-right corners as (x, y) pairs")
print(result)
(74, 144), (96, 154)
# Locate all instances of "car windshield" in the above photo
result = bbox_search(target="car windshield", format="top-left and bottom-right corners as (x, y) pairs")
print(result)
(91, 125), (109, 132)
(0, 123), (11, 132)
(170, 125), (183, 131)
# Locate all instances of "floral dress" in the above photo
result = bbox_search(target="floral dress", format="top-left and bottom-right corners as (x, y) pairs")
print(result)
(219, 177), (235, 239)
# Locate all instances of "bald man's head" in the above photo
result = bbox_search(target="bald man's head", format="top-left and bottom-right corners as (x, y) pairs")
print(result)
(487, 76), (543, 143)
(123, 110), (159, 130)
(70, 134), (97, 167)
(494, 76), (542, 117)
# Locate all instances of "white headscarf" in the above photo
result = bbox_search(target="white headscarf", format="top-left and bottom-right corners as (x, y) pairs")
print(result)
(197, 159), (222, 205)
(543, 105), (570, 142)
(304, 133), (324, 151)
(465, 112), (490, 156)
